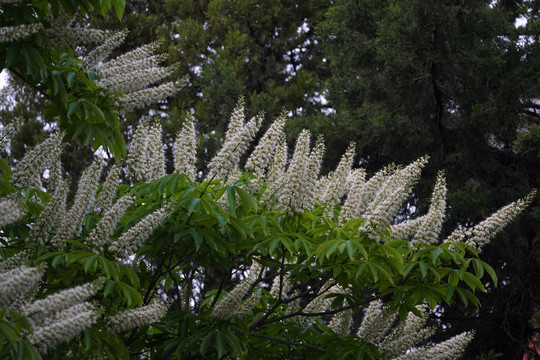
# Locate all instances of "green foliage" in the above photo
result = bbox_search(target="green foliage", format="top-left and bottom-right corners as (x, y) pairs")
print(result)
(0, 0), (126, 158)
(0, 166), (498, 358)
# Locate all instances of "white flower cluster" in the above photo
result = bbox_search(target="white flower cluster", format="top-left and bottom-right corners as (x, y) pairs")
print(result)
(94, 164), (121, 215)
(116, 76), (189, 113)
(28, 180), (69, 245)
(126, 122), (166, 182)
(356, 300), (397, 345)
(356, 299), (474, 360)
(173, 113), (198, 180)
(444, 190), (536, 252)
(51, 158), (103, 249)
(146, 123), (166, 180)
(212, 261), (262, 319)
(394, 331), (475, 360)
(361, 157), (428, 234)
(302, 136), (326, 211)
(339, 168), (367, 225)
(106, 299), (170, 333)
(0, 198), (23, 228)
(86, 195), (134, 252)
(19, 279), (104, 326)
(28, 302), (101, 355)
(0, 263), (46, 307)
(11, 131), (63, 189)
(319, 142), (356, 217)
(329, 307), (353, 337)
(276, 129), (311, 214)
(245, 112), (288, 179)
(109, 205), (170, 257)
(0, 115), (23, 150)
(207, 100), (263, 182)
(0, 23), (43, 43)
(127, 123), (150, 183)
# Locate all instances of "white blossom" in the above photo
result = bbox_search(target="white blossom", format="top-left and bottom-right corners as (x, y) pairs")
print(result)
(106, 299), (170, 333)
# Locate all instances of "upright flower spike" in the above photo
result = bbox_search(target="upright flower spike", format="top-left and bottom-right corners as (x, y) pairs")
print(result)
(0, 198), (23, 229)
(94, 164), (121, 215)
(302, 135), (325, 211)
(19, 279), (104, 327)
(109, 205), (170, 258)
(206, 112), (263, 182)
(357, 300), (397, 345)
(412, 171), (447, 245)
(362, 157), (428, 234)
(28, 180), (69, 245)
(173, 113), (197, 180)
(339, 168), (367, 225)
(321, 142), (356, 205)
(444, 190), (536, 252)
(356, 165), (396, 215)
(266, 133), (288, 186)
(106, 299), (170, 333)
(86, 195), (134, 252)
(224, 97), (246, 140)
(261, 134), (289, 205)
(212, 261), (262, 319)
(28, 302), (100, 355)
(245, 112), (287, 178)
(277, 129), (311, 214)
(126, 123), (149, 183)
(0, 264), (46, 307)
(329, 307), (353, 337)
(378, 305), (435, 359)
(51, 158), (102, 249)
(11, 131), (63, 188)
(146, 122), (166, 181)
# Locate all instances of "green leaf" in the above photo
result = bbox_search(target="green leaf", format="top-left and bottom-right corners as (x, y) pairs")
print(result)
(431, 248), (443, 264)
(67, 100), (81, 116)
(215, 331), (225, 358)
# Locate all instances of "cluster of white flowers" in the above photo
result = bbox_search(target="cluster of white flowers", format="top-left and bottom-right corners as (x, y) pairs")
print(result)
(207, 100), (263, 182)
(357, 300), (398, 345)
(361, 157), (428, 234)
(339, 168), (367, 225)
(20, 279), (104, 326)
(444, 190), (536, 252)
(109, 205), (170, 257)
(302, 135), (326, 211)
(28, 302), (101, 355)
(94, 164), (121, 215)
(245, 113), (288, 179)
(276, 129), (311, 213)
(106, 299), (170, 333)
(126, 122), (167, 182)
(51, 158), (103, 249)
(28, 180), (69, 245)
(147, 123), (166, 180)
(86, 195), (134, 252)
(393, 331), (475, 360)
(0, 115), (23, 150)
(0, 198), (23, 228)
(0, 263), (46, 307)
(11, 131), (63, 188)
(212, 261), (262, 319)
(0, 23), (43, 43)
(173, 113), (198, 180)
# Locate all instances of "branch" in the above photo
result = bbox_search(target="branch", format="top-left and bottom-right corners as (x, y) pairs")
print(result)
(248, 332), (326, 352)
